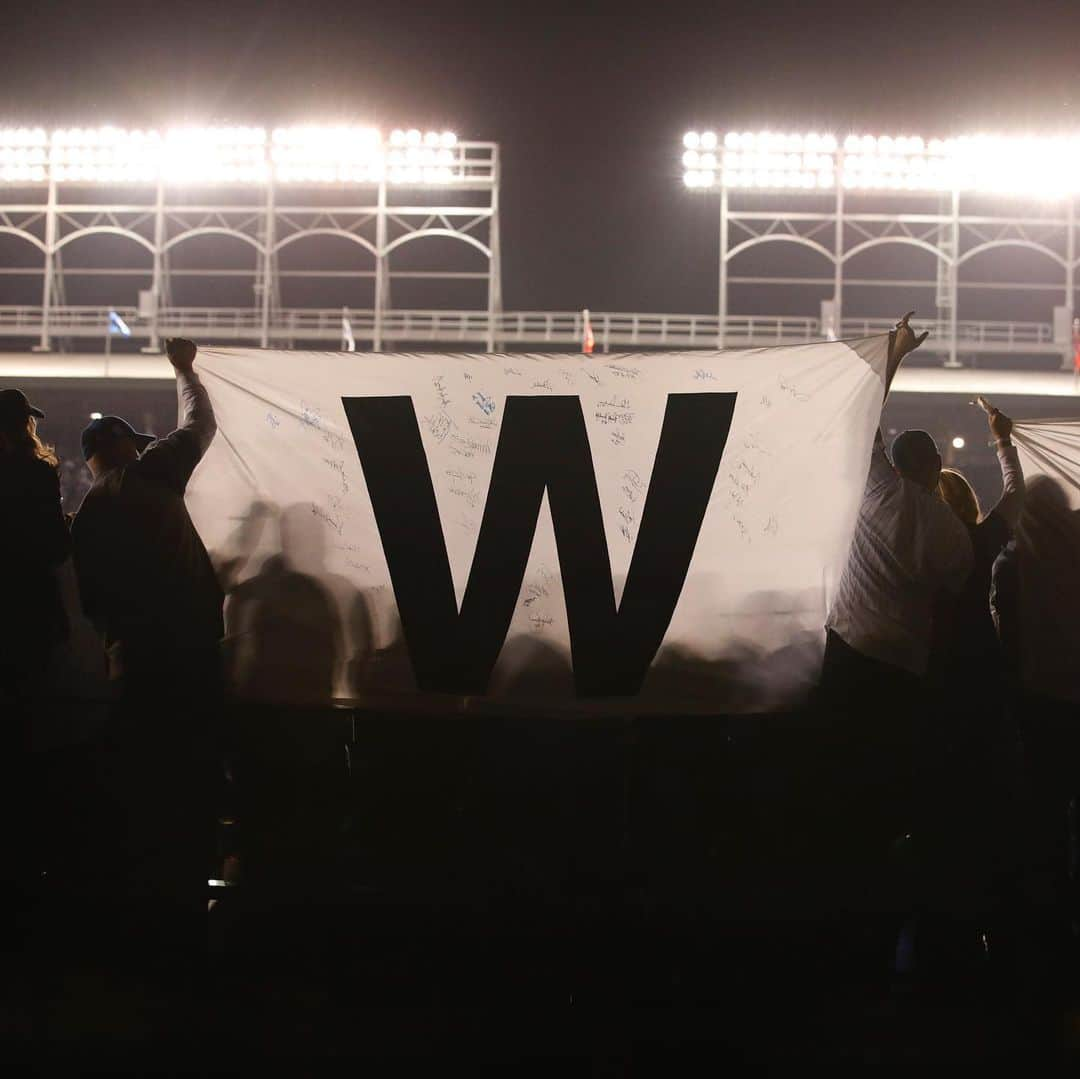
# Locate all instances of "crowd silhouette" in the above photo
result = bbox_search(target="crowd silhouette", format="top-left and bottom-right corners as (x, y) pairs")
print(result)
(1, 315), (1079, 1010)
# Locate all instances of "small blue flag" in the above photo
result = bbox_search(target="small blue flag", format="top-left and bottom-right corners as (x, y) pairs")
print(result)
(108, 310), (132, 337)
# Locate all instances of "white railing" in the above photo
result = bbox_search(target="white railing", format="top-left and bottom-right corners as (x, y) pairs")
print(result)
(0, 304), (1064, 355)
(838, 317), (1056, 348)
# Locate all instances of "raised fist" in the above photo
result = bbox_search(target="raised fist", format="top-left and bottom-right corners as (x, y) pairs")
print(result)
(988, 407), (1013, 443)
(165, 337), (197, 371)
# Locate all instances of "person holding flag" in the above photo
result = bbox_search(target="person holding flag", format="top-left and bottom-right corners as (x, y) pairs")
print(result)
(819, 313), (973, 876)
(925, 398), (1025, 944)
(71, 337), (223, 940)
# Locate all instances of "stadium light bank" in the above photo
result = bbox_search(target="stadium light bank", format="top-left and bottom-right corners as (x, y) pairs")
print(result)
(0, 125), (468, 185)
(682, 130), (1080, 198)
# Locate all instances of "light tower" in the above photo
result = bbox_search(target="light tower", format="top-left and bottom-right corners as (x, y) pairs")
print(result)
(681, 129), (1080, 368)
(0, 124), (502, 352)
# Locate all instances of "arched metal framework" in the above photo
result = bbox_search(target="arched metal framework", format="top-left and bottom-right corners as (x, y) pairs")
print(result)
(717, 177), (1079, 368)
(0, 140), (501, 353)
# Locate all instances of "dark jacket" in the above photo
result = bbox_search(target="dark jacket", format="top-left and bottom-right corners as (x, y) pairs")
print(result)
(72, 372), (223, 665)
(72, 429), (223, 657)
(0, 453), (70, 662)
(931, 510), (1012, 676)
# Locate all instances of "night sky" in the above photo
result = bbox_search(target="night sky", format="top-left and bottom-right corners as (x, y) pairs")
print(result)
(2, 2), (1079, 315)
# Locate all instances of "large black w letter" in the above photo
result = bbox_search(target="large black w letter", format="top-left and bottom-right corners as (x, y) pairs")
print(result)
(343, 393), (736, 696)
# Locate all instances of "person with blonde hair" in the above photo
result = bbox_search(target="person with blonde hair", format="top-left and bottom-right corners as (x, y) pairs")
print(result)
(0, 388), (71, 694)
(932, 402), (1024, 675)
(0, 387), (71, 896)
(923, 403), (1025, 957)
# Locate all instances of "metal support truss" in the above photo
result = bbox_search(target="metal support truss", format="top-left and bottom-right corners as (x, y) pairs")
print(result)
(717, 167), (1080, 369)
(0, 142), (502, 354)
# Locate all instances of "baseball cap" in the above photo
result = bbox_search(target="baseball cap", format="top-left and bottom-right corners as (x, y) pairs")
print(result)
(0, 388), (45, 426)
(81, 415), (156, 461)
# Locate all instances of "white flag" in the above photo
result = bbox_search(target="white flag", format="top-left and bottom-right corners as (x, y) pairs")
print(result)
(341, 308), (355, 352)
(187, 336), (890, 713)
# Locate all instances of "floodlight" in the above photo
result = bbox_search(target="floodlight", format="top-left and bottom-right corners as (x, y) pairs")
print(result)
(0, 124), (473, 186)
(951, 436), (965, 449)
(686, 128), (1080, 196)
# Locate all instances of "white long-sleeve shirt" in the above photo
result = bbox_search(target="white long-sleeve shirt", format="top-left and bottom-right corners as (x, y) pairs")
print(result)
(985, 442), (1024, 529)
(176, 368), (217, 456)
(827, 433), (974, 676)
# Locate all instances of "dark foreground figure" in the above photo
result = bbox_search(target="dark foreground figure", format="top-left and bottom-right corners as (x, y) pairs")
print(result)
(0, 389), (70, 901)
(6, 322), (1078, 1064)
(67, 337), (224, 957)
(6, 700), (1078, 1068)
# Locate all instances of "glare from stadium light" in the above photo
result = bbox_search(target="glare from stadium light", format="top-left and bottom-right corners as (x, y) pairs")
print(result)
(684, 130), (1080, 196)
(0, 125), (464, 185)
(90, 411), (103, 420)
(952, 436), (966, 450)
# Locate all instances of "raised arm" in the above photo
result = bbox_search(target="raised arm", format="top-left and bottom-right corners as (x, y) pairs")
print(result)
(884, 310), (929, 400)
(136, 338), (217, 492)
(167, 337), (216, 455)
(866, 428), (896, 489)
(865, 312), (929, 489)
(981, 403), (1025, 529)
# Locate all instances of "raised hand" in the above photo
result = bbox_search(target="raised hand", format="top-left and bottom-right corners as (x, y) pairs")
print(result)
(891, 311), (930, 363)
(976, 395), (1013, 443)
(988, 406), (1013, 444)
(165, 337), (197, 372)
